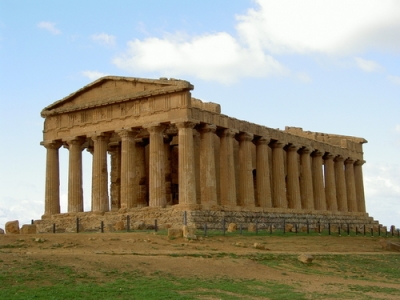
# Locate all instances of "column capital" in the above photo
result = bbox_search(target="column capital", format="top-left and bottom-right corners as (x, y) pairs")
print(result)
(237, 132), (254, 142)
(90, 132), (111, 141)
(144, 123), (167, 134)
(354, 159), (366, 166)
(345, 158), (355, 165)
(270, 141), (285, 149)
(174, 120), (198, 129)
(285, 144), (299, 152)
(198, 124), (217, 134)
(116, 128), (139, 140)
(218, 128), (239, 138)
(323, 152), (335, 160)
(334, 155), (345, 162)
(41, 140), (62, 149)
(298, 146), (312, 155)
(254, 136), (270, 146)
(64, 136), (86, 146)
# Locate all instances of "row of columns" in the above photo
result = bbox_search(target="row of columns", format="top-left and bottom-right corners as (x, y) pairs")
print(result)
(43, 122), (366, 216)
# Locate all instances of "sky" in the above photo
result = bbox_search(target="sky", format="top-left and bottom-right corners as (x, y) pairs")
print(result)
(0, 0), (399, 230)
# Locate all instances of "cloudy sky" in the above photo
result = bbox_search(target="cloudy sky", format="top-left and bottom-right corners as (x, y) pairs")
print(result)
(1, 0), (399, 229)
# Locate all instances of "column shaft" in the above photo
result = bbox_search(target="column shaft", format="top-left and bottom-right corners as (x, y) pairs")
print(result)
(108, 144), (121, 211)
(323, 153), (337, 211)
(199, 125), (218, 206)
(43, 141), (62, 216)
(67, 137), (85, 213)
(255, 137), (272, 208)
(300, 148), (314, 210)
(135, 139), (148, 207)
(354, 160), (366, 212)
(312, 151), (326, 210)
(286, 145), (301, 209)
(238, 132), (255, 207)
(176, 121), (197, 205)
(147, 125), (166, 207)
(219, 129), (238, 207)
(334, 156), (348, 212)
(345, 158), (357, 212)
(91, 133), (110, 212)
(270, 141), (287, 208)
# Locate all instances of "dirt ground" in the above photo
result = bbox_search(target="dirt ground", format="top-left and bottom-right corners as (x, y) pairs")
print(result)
(1, 231), (400, 298)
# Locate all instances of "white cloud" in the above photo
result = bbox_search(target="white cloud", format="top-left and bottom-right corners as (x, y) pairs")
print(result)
(387, 75), (400, 85)
(395, 124), (400, 133)
(37, 21), (61, 35)
(91, 33), (116, 46)
(237, 0), (400, 55)
(81, 70), (108, 81)
(296, 72), (312, 83)
(354, 57), (384, 72)
(113, 33), (286, 84)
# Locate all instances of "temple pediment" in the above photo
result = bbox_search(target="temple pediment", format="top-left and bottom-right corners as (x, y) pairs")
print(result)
(41, 76), (193, 117)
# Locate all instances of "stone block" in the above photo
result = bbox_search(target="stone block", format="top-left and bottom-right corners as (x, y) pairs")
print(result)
(0, 228), (4, 234)
(227, 223), (237, 232)
(248, 223), (257, 232)
(182, 225), (196, 237)
(114, 221), (125, 231)
(132, 221), (146, 230)
(168, 228), (183, 238)
(253, 243), (269, 250)
(285, 223), (294, 232)
(298, 253), (314, 264)
(379, 239), (400, 252)
(20, 224), (37, 234)
(5, 220), (20, 234)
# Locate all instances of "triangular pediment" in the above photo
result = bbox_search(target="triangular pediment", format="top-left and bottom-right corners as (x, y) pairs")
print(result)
(41, 76), (193, 117)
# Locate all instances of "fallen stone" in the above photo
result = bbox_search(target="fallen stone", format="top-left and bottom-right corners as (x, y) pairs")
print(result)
(285, 223), (294, 232)
(5, 220), (20, 234)
(132, 221), (146, 230)
(34, 238), (46, 243)
(227, 223), (237, 232)
(235, 242), (245, 247)
(298, 253), (314, 264)
(379, 239), (400, 252)
(247, 223), (257, 232)
(253, 243), (269, 250)
(182, 225), (197, 238)
(185, 233), (197, 241)
(20, 224), (37, 234)
(168, 228), (183, 238)
(114, 221), (125, 231)
(0, 228), (4, 234)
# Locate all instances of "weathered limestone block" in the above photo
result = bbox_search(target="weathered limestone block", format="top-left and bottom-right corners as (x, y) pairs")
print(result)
(20, 224), (37, 234)
(0, 228), (4, 234)
(182, 225), (197, 237)
(379, 239), (400, 252)
(132, 221), (146, 230)
(5, 220), (20, 234)
(114, 221), (125, 231)
(267, 225), (276, 232)
(298, 253), (314, 264)
(227, 223), (237, 232)
(168, 228), (183, 238)
(253, 243), (269, 250)
(248, 223), (257, 232)
(285, 223), (294, 232)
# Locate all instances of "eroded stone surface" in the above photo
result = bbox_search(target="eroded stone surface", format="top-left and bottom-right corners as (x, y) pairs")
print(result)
(5, 220), (19, 234)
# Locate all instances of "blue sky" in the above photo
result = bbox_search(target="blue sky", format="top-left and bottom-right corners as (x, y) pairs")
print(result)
(1, 0), (399, 229)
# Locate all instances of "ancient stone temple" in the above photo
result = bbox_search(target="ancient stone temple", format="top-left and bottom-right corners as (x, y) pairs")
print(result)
(37, 76), (378, 232)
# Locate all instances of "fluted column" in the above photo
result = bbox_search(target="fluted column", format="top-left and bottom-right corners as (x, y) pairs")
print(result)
(117, 129), (137, 209)
(354, 160), (366, 213)
(91, 133), (110, 212)
(147, 124), (166, 207)
(299, 147), (314, 210)
(270, 141), (287, 208)
(43, 140), (62, 216)
(108, 144), (121, 211)
(164, 136), (173, 206)
(334, 155), (348, 212)
(255, 137), (272, 208)
(312, 151), (326, 211)
(135, 138), (148, 207)
(218, 128), (238, 207)
(345, 158), (357, 212)
(66, 137), (85, 213)
(323, 153), (337, 211)
(286, 144), (301, 209)
(176, 121), (197, 205)
(199, 124), (218, 207)
(238, 132), (255, 207)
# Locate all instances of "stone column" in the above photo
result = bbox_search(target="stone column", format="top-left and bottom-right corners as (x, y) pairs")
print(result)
(354, 160), (366, 213)
(299, 147), (314, 210)
(255, 137), (272, 208)
(66, 137), (85, 213)
(218, 128), (238, 207)
(164, 136), (173, 206)
(334, 155), (348, 212)
(108, 144), (121, 211)
(199, 124), (218, 207)
(323, 153), (337, 211)
(147, 124), (166, 207)
(270, 141), (287, 208)
(238, 132), (255, 207)
(91, 133), (110, 212)
(176, 121), (197, 206)
(286, 144), (301, 209)
(345, 158), (357, 212)
(117, 129), (137, 209)
(43, 140), (62, 216)
(312, 151), (326, 211)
